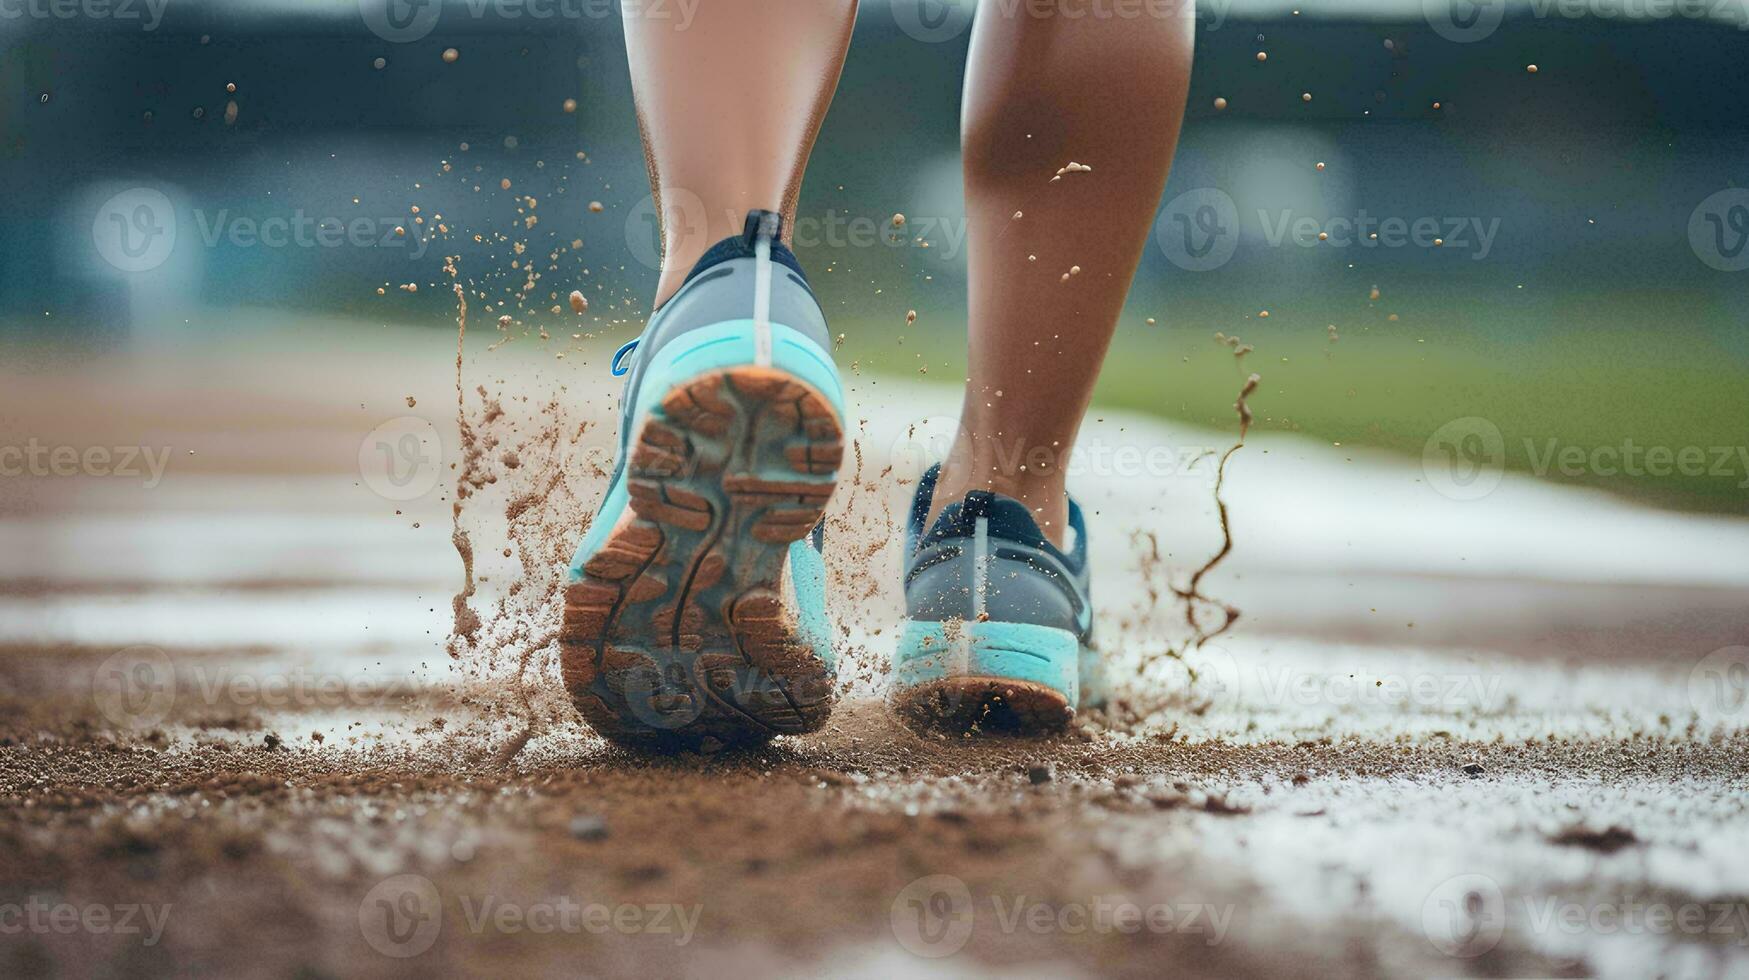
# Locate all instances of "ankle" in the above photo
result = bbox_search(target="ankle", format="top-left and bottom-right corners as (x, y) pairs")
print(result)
(928, 452), (1070, 549)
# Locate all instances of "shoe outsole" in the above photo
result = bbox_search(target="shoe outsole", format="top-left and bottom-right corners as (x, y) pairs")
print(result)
(560, 366), (842, 749)
(890, 677), (1075, 735)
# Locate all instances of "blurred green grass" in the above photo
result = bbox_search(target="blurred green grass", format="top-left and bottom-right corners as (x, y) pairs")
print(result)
(837, 287), (1749, 515)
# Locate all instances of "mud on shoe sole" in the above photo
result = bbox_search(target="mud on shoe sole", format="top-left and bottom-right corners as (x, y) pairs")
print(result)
(560, 366), (842, 748)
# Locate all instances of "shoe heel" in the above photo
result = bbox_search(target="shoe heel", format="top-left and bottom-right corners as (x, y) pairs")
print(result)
(889, 619), (1081, 734)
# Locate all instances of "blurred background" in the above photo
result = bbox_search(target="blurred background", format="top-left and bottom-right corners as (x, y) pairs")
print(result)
(2, 0), (1746, 512)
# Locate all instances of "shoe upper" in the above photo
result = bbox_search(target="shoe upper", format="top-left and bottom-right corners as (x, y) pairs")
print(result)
(902, 464), (1092, 641)
(610, 210), (831, 459)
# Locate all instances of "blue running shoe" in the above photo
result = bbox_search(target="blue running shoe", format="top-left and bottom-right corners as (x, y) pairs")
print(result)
(890, 464), (1105, 733)
(561, 211), (844, 747)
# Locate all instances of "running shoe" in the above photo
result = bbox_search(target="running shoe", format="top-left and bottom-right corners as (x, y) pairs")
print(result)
(561, 210), (844, 747)
(890, 464), (1105, 733)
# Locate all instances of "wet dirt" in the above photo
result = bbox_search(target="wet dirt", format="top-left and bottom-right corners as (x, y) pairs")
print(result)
(3, 328), (1749, 979)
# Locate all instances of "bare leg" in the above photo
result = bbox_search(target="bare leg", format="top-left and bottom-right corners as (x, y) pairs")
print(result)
(625, 0), (858, 307)
(929, 3), (1195, 545)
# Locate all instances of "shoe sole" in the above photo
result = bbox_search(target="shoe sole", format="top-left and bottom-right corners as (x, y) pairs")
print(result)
(889, 619), (1102, 736)
(560, 365), (842, 749)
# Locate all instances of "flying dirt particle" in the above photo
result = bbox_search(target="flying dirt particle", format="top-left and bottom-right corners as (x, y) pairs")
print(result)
(498, 315), (513, 328)
(1069, 265), (1081, 276)
(262, 733), (281, 751)
(1301, 92), (1311, 102)
(443, 48), (460, 64)
(1316, 161), (1326, 171)
(1256, 51), (1267, 62)
(1369, 285), (1381, 301)
(1432, 101), (1442, 110)
(376, 287), (386, 296)
(1027, 765), (1054, 785)
(1527, 63), (1538, 73)
(1028, 254), (1037, 262)
(500, 178), (512, 191)
(569, 290), (588, 314)
(401, 283), (418, 293)
(1387, 313), (1400, 321)
(1462, 762), (1485, 777)
(394, 226), (406, 237)
(589, 201), (604, 213)
(1213, 97), (1228, 110)
(1146, 317), (1157, 325)
(1012, 210), (1023, 220)
(406, 395), (417, 408)
(905, 309), (917, 325)
(1327, 324), (1339, 342)
(373, 57), (386, 70)
(890, 213), (906, 228)
(1258, 310), (1269, 318)
(1318, 232), (1328, 241)
(562, 98), (578, 113)
(1434, 238), (1444, 247)
(1060, 273), (1070, 282)
(1383, 38), (1394, 51)
(226, 82), (237, 94)
(1054, 162), (1093, 177)
(192, 106), (205, 120)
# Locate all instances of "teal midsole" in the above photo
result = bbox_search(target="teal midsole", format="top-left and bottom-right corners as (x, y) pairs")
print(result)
(893, 619), (1096, 707)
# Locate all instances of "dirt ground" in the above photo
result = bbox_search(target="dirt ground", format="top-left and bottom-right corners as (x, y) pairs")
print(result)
(3, 322), (1748, 979)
